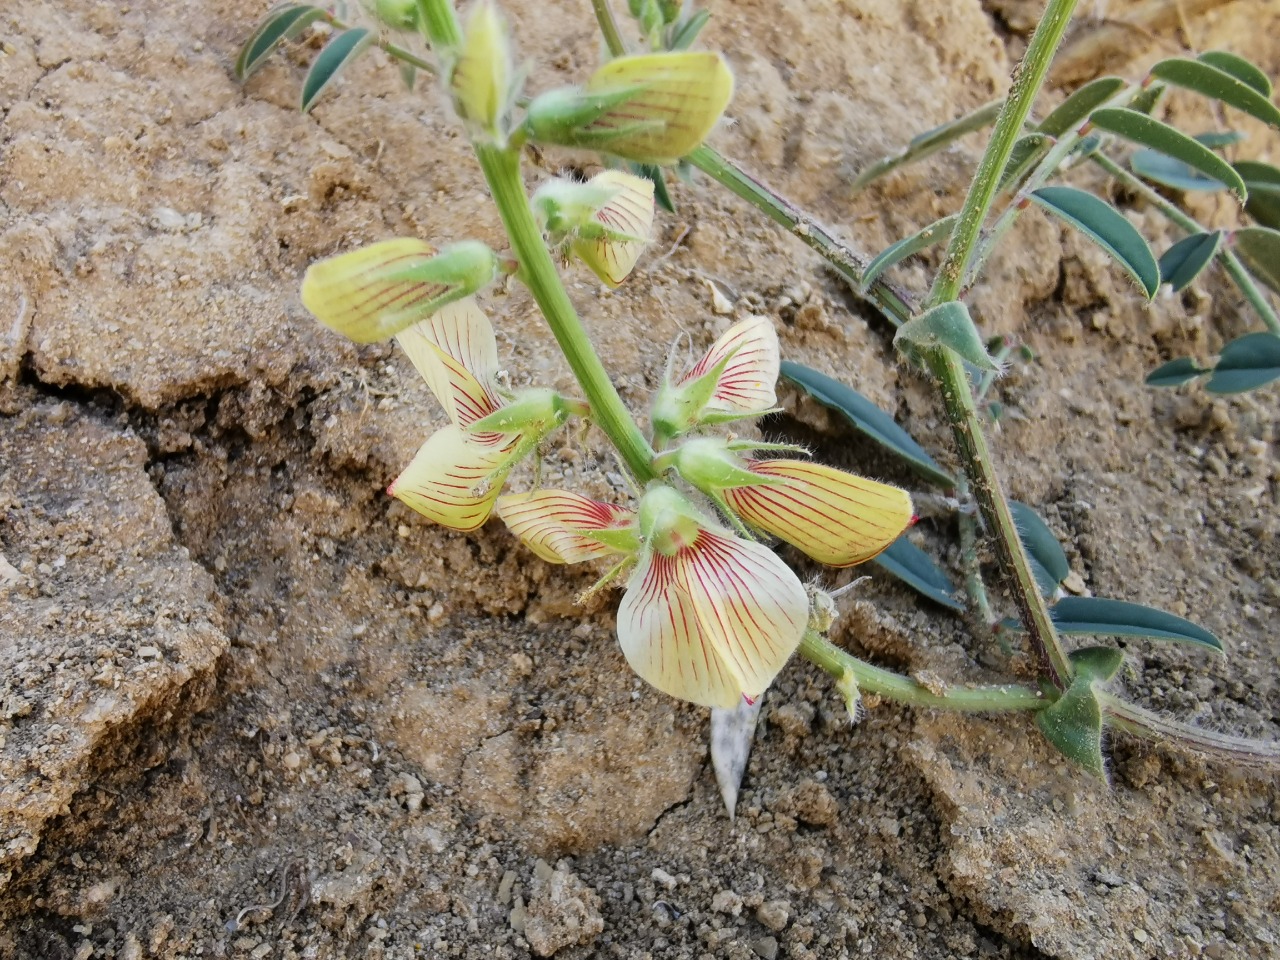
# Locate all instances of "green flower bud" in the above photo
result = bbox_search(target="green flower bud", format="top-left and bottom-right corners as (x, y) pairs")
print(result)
(367, 0), (419, 31)
(450, 0), (518, 142)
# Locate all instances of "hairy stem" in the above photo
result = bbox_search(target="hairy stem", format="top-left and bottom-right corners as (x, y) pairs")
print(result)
(1100, 692), (1280, 769)
(800, 631), (1046, 713)
(475, 144), (657, 481)
(1091, 153), (1280, 336)
(591, 0), (629, 57)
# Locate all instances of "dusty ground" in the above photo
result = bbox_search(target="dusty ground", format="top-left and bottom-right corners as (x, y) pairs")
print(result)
(2, 0), (1279, 957)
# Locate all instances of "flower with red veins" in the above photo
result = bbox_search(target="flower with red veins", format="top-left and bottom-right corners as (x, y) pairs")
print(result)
(670, 437), (914, 567)
(534, 170), (656, 289)
(497, 483), (808, 708)
(650, 315), (780, 445)
(387, 299), (581, 531)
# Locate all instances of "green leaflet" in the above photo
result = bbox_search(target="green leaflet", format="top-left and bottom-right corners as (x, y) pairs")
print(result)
(301, 27), (375, 113)
(1149, 58), (1280, 131)
(1197, 50), (1272, 98)
(1232, 226), (1280, 296)
(1003, 596), (1223, 651)
(871, 538), (964, 611)
(236, 4), (327, 82)
(1158, 231), (1222, 291)
(1145, 356), (1207, 388)
(779, 361), (954, 487)
(860, 215), (958, 291)
(1091, 108), (1248, 200)
(1037, 76), (1126, 137)
(1030, 186), (1160, 298)
(1009, 501), (1071, 594)
(1236, 161), (1280, 230)
(1206, 332), (1280, 395)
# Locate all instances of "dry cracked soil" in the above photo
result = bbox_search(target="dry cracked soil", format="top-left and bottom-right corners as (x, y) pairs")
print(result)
(2, 1), (1279, 958)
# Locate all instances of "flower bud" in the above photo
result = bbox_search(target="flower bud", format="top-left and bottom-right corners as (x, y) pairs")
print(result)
(301, 239), (500, 343)
(367, 0), (419, 32)
(450, 0), (517, 142)
(525, 52), (734, 164)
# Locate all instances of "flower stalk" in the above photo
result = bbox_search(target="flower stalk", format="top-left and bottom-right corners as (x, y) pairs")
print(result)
(474, 143), (658, 482)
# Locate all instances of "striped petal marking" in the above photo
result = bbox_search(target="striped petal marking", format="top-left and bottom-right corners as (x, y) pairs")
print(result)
(572, 170), (655, 288)
(681, 315), (779, 415)
(618, 529), (808, 708)
(495, 490), (636, 564)
(724, 459), (913, 567)
(395, 298), (504, 436)
(388, 425), (517, 531)
(300, 238), (454, 343)
(583, 52), (735, 164)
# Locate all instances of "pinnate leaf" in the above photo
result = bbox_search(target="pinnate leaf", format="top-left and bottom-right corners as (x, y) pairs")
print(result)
(1206, 332), (1280, 395)
(1159, 231), (1222, 291)
(871, 538), (963, 611)
(301, 27), (375, 113)
(1149, 58), (1280, 131)
(1030, 186), (1160, 298)
(1091, 108), (1248, 200)
(860, 215), (957, 290)
(779, 361), (954, 487)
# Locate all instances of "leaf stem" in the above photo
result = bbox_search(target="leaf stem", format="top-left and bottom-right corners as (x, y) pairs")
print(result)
(686, 146), (915, 326)
(1091, 152), (1280, 335)
(591, 0), (629, 57)
(474, 144), (657, 481)
(800, 631), (1046, 713)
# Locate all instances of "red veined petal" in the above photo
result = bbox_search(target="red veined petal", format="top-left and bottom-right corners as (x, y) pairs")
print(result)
(496, 490), (636, 564)
(617, 549), (743, 708)
(388, 426), (517, 531)
(725, 459), (913, 566)
(680, 315), (779, 415)
(394, 298), (503, 430)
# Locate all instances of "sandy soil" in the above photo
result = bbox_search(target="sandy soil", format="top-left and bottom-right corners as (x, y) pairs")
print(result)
(2, 0), (1278, 958)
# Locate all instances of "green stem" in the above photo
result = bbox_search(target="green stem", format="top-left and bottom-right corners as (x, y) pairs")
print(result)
(686, 146), (915, 326)
(850, 100), (1004, 193)
(474, 144), (657, 481)
(1091, 153), (1280, 336)
(1099, 692), (1280, 769)
(591, 0), (629, 57)
(927, 0), (1080, 304)
(911, 0), (1080, 688)
(800, 631), (1045, 712)
(956, 480), (1000, 635)
(925, 347), (1071, 684)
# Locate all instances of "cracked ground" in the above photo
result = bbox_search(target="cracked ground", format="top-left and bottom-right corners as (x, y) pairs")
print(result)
(2, 1), (1279, 958)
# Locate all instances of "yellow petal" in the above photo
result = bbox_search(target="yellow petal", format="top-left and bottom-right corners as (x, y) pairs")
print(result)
(301, 239), (448, 343)
(724, 460), (913, 567)
(388, 426), (516, 531)
(682, 315), (779, 414)
(495, 490), (634, 564)
(585, 52), (734, 163)
(571, 171), (654, 288)
(394, 298), (502, 430)
(617, 529), (807, 707)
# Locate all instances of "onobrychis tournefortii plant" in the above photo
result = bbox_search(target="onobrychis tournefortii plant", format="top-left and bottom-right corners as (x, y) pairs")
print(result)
(237, 0), (1280, 797)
